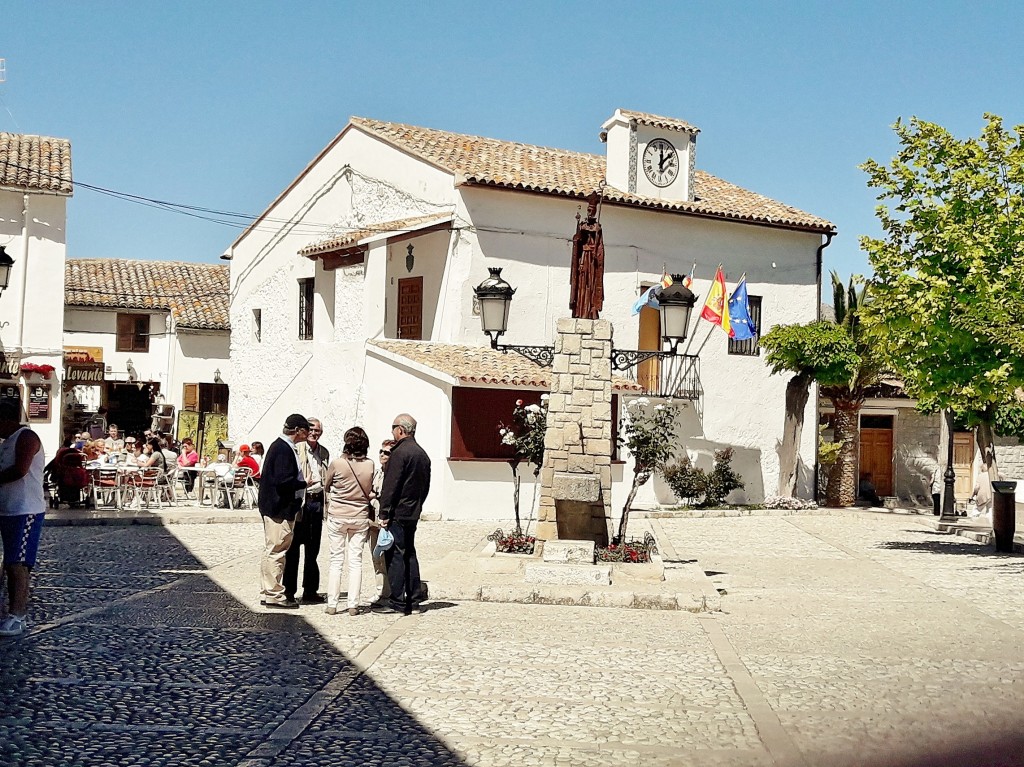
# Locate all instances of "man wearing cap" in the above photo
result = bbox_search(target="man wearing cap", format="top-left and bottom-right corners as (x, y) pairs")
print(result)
(257, 413), (310, 609)
(375, 413), (431, 615)
(284, 418), (329, 604)
(0, 400), (46, 636)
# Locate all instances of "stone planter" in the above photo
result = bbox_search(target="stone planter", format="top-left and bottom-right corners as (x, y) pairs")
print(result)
(609, 551), (665, 583)
(475, 540), (544, 574)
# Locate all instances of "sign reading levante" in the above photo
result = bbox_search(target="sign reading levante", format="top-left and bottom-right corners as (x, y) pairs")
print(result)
(65, 363), (105, 384)
(0, 351), (21, 379)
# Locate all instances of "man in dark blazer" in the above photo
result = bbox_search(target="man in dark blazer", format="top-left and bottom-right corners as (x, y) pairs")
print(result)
(376, 413), (431, 615)
(258, 413), (310, 609)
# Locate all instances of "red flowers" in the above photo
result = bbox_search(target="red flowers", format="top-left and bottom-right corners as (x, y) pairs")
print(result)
(20, 363), (55, 379)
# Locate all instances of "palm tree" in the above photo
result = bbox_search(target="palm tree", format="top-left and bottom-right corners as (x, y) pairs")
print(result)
(818, 273), (887, 507)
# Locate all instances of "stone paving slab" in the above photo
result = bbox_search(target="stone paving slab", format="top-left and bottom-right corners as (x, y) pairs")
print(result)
(3, 513), (1024, 766)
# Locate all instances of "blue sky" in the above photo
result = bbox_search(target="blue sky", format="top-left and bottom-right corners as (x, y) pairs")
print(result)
(2, 1), (1021, 279)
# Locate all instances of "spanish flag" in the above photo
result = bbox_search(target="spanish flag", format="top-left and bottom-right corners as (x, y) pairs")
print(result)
(700, 266), (732, 335)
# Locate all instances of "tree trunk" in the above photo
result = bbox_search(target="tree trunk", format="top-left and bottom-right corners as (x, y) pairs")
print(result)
(977, 420), (999, 482)
(826, 397), (862, 507)
(510, 462), (522, 532)
(617, 471), (648, 543)
(777, 371), (813, 497)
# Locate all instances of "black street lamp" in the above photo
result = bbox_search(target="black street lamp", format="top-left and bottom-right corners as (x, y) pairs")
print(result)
(0, 246), (15, 295)
(941, 409), (957, 520)
(657, 276), (697, 353)
(473, 268), (553, 366)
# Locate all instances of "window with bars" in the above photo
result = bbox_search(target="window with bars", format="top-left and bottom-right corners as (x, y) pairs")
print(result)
(116, 313), (150, 353)
(297, 279), (314, 340)
(252, 308), (262, 343)
(727, 295), (762, 356)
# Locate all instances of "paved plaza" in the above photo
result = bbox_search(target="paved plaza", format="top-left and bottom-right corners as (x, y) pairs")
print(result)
(1, 512), (1023, 766)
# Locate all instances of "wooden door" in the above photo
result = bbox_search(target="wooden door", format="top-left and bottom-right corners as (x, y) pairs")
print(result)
(397, 277), (423, 340)
(859, 428), (894, 496)
(636, 302), (660, 393)
(953, 431), (975, 501)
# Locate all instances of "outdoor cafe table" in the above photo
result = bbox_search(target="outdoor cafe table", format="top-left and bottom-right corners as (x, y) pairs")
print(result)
(177, 465), (229, 506)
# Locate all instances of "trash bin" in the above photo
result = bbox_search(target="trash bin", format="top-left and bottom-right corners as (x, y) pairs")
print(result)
(991, 481), (1017, 553)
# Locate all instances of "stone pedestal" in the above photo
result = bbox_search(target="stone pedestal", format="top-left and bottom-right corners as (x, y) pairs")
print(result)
(536, 318), (613, 544)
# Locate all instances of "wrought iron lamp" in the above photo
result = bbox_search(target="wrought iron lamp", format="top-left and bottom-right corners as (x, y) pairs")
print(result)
(0, 246), (14, 295)
(658, 278), (697, 353)
(213, 368), (224, 384)
(472, 267), (553, 366)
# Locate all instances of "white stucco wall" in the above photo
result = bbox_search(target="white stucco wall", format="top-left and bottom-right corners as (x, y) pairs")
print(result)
(228, 125), (826, 512)
(63, 308), (173, 389)
(171, 329), (231, 406)
(228, 127), (458, 443)
(0, 190), (69, 455)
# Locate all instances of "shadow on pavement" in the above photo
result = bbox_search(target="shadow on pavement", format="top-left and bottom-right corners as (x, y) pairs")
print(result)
(874, 538), (1011, 556)
(0, 525), (466, 767)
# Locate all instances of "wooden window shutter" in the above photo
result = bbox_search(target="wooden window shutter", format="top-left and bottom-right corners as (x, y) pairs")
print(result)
(116, 314), (133, 352)
(183, 383), (199, 412)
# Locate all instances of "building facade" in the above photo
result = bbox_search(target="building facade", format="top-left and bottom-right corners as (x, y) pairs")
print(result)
(63, 258), (230, 455)
(0, 132), (73, 454)
(226, 109), (835, 519)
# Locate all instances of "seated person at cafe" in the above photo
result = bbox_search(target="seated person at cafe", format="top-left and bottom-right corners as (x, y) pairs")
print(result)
(177, 438), (200, 492)
(124, 438), (143, 466)
(142, 437), (171, 482)
(104, 424), (125, 453)
(234, 444), (260, 476)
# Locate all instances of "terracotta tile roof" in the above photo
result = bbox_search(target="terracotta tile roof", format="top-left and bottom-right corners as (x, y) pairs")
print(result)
(350, 117), (833, 233)
(0, 132), (73, 195)
(299, 212), (452, 257)
(369, 339), (643, 392)
(615, 109), (700, 134)
(65, 258), (230, 330)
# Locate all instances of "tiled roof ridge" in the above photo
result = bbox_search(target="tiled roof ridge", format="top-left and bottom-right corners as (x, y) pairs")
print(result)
(65, 257), (229, 330)
(0, 131), (74, 195)
(350, 116), (604, 163)
(299, 211), (453, 257)
(616, 109), (700, 133)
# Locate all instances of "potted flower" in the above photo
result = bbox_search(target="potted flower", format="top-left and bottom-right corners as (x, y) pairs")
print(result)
(20, 363), (55, 380)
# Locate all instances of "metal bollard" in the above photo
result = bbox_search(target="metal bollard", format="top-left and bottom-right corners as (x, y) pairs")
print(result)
(991, 481), (1017, 554)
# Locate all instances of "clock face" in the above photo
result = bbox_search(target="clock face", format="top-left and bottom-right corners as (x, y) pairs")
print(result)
(642, 138), (679, 188)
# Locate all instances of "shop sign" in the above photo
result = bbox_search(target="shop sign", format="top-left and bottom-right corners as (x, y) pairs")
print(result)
(0, 383), (21, 407)
(27, 385), (50, 421)
(0, 350), (21, 379)
(63, 346), (104, 364)
(65, 363), (105, 384)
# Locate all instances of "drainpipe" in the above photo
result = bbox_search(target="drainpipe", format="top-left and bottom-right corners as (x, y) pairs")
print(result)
(813, 230), (835, 502)
(17, 194), (30, 349)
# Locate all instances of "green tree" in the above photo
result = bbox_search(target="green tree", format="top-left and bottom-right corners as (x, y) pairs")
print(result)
(860, 114), (1024, 482)
(616, 398), (678, 542)
(759, 317), (858, 497)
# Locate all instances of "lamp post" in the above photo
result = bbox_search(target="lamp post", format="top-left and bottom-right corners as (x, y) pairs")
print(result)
(0, 246), (15, 295)
(473, 267), (554, 367)
(658, 278), (697, 353)
(941, 409), (957, 520)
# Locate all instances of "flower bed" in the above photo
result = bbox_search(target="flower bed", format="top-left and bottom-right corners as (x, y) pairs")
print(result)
(487, 527), (536, 555)
(596, 532), (658, 564)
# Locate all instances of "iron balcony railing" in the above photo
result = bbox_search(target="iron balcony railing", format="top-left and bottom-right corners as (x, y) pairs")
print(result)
(623, 353), (702, 400)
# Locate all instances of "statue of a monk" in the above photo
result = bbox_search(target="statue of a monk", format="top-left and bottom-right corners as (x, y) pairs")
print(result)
(569, 196), (605, 320)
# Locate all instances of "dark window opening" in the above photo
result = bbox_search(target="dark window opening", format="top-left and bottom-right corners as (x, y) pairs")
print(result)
(298, 279), (314, 340)
(116, 313), (150, 353)
(727, 295), (762, 356)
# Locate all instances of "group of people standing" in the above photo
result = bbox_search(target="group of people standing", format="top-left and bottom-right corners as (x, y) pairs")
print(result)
(257, 412), (431, 617)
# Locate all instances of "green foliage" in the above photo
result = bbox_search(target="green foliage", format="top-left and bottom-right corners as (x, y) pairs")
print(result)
(994, 402), (1024, 440)
(618, 398), (679, 486)
(759, 321), (860, 388)
(860, 114), (1024, 420)
(663, 448), (745, 508)
(818, 425), (843, 467)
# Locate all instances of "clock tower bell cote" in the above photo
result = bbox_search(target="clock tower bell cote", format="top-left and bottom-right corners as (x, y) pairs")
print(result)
(600, 109), (699, 203)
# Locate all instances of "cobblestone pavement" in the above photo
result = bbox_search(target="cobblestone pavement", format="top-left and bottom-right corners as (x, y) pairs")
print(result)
(1, 514), (1023, 766)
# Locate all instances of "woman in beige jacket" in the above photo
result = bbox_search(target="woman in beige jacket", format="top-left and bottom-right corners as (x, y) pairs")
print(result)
(322, 427), (375, 615)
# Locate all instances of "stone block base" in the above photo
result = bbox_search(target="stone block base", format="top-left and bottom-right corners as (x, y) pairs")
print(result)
(542, 539), (595, 564)
(524, 563), (612, 586)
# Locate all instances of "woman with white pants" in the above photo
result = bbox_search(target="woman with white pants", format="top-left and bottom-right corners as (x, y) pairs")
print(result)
(322, 427), (375, 616)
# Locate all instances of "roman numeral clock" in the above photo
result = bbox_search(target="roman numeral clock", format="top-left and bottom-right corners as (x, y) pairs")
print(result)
(642, 137), (679, 188)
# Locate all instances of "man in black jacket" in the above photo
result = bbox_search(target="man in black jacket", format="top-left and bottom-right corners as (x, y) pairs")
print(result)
(376, 413), (430, 615)
(258, 413), (310, 609)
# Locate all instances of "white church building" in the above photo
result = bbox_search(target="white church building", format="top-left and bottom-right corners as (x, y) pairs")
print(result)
(225, 109), (835, 519)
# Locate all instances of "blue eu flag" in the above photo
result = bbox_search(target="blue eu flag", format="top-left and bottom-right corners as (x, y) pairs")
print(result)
(728, 277), (757, 341)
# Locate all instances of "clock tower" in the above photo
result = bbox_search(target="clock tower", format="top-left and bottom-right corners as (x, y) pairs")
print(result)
(600, 109), (699, 203)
